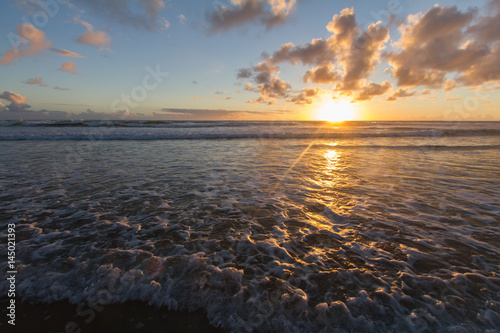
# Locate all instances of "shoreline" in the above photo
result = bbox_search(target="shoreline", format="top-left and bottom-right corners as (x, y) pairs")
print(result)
(0, 298), (226, 333)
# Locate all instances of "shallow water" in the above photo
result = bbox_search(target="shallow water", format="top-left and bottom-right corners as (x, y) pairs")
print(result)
(1, 121), (499, 332)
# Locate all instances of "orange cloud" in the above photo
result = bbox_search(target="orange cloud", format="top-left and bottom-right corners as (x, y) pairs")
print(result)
(74, 18), (111, 50)
(0, 23), (52, 65)
(50, 48), (84, 58)
(59, 61), (78, 74)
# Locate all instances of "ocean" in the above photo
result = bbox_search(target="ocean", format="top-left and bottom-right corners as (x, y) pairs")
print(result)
(0, 120), (499, 332)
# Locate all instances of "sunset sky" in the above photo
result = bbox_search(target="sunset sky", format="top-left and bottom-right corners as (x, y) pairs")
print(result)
(1, 0), (499, 121)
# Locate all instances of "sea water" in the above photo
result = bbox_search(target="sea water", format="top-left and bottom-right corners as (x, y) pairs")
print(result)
(0, 121), (499, 332)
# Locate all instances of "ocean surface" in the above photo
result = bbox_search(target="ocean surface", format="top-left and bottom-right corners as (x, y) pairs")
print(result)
(0, 121), (499, 332)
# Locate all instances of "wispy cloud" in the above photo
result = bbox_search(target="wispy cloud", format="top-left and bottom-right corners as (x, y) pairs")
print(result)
(50, 48), (85, 58)
(159, 107), (292, 120)
(24, 77), (48, 87)
(53, 86), (71, 91)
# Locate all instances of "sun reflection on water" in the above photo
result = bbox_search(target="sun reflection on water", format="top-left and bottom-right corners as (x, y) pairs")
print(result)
(324, 149), (340, 171)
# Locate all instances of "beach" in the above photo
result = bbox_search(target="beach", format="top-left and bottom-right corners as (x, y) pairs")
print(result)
(0, 121), (499, 332)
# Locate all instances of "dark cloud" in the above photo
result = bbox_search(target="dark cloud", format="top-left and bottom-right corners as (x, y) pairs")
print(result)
(237, 68), (252, 79)
(269, 39), (335, 66)
(386, 88), (417, 101)
(206, 0), (296, 32)
(354, 81), (392, 102)
(289, 87), (322, 105)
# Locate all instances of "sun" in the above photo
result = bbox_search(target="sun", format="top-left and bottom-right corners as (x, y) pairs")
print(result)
(316, 99), (358, 122)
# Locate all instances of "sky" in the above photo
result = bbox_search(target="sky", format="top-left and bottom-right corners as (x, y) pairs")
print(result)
(0, 0), (499, 121)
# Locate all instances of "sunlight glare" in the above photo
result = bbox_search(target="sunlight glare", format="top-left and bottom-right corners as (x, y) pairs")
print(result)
(316, 99), (358, 122)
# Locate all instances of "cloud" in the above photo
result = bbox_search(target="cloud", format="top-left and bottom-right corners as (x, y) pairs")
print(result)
(160, 18), (170, 30)
(0, 91), (31, 112)
(385, 2), (500, 89)
(339, 22), (390, 91)
(386, 88), (417, 101)
(289, 86), (323, 105)
(74, 18), (111, 49)
(466, 0), (500, 44)
(190, 96), (204, 100)
(71, 0), (166, 30)
(115, 108), (130, 116)
(237, 7), (390, 103)
(256, 77), (291, 103)
(237, 68), (252, 79)
(354, 81), (392, 101)
(138, 0), (164, 21)
(50, 48), (85, 58)
(214, 90), (227, 94)
(303, 64), (340, 84)
(0, 23), (52, 65)
(159, 107), (292, 120)
(178, 14), (186, 24)
(24, 77), (48, 87)
(444, 79), (456, 91)
(269, 39), (336, 67)
(23, 78), (70, 91)
(207, 0), (296, 32)
(53, 86), (71, 91)
(59, 61), (78, 74)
